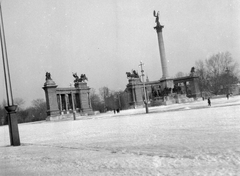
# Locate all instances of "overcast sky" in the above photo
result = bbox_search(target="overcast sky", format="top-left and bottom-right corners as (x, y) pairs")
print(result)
(1, 0), (240, 107)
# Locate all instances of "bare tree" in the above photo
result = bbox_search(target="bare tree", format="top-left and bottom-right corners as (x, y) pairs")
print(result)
(0, 102), (7, 125)
(30, 99), (47, 121)
(99, 87), (111, 101)
(90, 88), (104, 112)
(32, 99), (43, 108)
(175, 71), (185, 78)
(195, 52), (239, 95)
(195, 60), (209, 95)
(206, 52), (239, 77)
(14, 98), (25, 110)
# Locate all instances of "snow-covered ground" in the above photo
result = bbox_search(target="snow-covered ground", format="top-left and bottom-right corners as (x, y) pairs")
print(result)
(1, 96), (240, 175)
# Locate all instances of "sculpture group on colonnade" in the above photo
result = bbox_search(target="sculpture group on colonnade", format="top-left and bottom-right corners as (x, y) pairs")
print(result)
(126, 70), (139, 79)
(73, 73), (88, 83)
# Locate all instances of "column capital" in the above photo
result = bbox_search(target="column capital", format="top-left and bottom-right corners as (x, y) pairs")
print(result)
(154, 24), (164, 33)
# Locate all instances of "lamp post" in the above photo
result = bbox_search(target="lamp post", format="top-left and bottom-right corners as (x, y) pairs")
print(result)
(118, 92), (121, 110)
(0, 3), (20, 146)
(139, 61), (149, 113)
(70, 83), (76, 120)
(225, 67), (230, 96)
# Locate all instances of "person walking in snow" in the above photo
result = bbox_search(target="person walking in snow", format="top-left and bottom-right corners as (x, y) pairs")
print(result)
(208, 97), (211, 106)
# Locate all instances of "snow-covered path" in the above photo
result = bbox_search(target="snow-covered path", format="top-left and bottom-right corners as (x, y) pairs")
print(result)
(1, 96), (240, 175)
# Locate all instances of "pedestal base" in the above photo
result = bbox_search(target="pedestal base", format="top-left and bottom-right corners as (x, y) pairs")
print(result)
(46, 109), (60, 116)
(129, 101), (144, 109)
(160, 78), (174, 88)
(81, 108), (94, 115)
(7, 113), (20, 146)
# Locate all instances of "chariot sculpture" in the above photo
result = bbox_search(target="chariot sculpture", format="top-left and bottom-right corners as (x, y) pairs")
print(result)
(73, 73), (88, 83)
(126, 70), (139, 79)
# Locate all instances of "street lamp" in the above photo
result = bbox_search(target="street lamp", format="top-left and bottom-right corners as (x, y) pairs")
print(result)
(118, 92), (121, 110)
(70, 83), (76, 120)
(225, 67), (230, 96)
(0, 3), (20, 146)
(139, 61), (149, 113)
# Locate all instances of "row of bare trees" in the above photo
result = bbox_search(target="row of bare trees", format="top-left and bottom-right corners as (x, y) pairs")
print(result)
(90, 87), (130, 112)
(0, 87), (129, 125)
(195, 52), (239, 95)
(0, 98), (47, 126)
(3, 52), (236, 125)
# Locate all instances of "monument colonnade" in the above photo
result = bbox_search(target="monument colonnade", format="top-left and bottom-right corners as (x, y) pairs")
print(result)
(43, 75), (93, 121)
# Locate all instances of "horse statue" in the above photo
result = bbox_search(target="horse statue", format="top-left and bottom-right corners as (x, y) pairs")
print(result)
(73, 73), (88, 83)
(79, 74), (88, 82)
(126, 70), (139, 79)
(73, 73), (79, 82)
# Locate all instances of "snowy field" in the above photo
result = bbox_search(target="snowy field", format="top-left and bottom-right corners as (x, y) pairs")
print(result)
(1, 96), (240, 176)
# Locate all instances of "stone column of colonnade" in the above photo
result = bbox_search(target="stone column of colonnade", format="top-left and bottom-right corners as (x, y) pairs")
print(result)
(58, 94), (63, 114)
(57, 92), (77, 115)
(65, 94), (69, 113)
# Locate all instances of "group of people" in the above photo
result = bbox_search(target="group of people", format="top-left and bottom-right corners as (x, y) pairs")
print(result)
(113, 109), (120, 114)
(203, 96), (211, 106)
(205, 93), (232, 107)
(226, 93), (232, 99)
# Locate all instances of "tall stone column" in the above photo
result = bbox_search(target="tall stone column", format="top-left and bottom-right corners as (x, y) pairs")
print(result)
(156, 30), (168, 79)
(154, 11), (169, 80)
(153, 11), (173, 90)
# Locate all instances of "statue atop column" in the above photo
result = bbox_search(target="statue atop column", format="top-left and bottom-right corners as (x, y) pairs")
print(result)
(45, 72), (52, 81)
(190, 67), (196, 77)
(153, 10), (164, 32)
(44, 72), (56, 86)
(153, 10), (171, 82)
